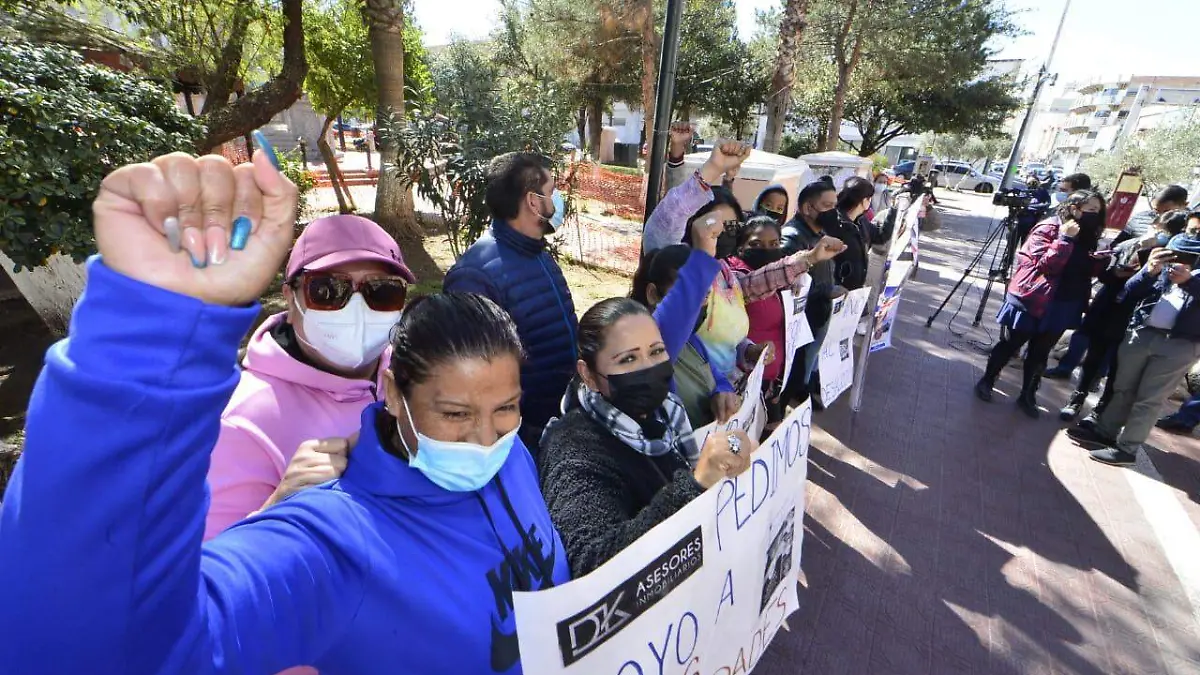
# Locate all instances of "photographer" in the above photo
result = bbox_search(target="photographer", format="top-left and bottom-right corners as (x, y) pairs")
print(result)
(1015, 175), (1052, 243)
(975, 191), (1107, 417)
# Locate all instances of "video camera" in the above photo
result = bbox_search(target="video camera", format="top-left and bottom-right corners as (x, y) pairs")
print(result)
(992, 188), (1033, 210)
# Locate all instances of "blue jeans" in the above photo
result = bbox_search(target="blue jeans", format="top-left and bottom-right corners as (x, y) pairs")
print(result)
(1168, 391), (1200, 427)
(1053, 330), (1111, 379)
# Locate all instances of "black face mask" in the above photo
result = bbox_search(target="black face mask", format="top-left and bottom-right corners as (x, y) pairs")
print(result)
(740, 247), (788, 270)
(815, 208), (840, 231)
(715, 231), (739, 260)
(761, 207), (785, 223)
(603, 360), (674, 419)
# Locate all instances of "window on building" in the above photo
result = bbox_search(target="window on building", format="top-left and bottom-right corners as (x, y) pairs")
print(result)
(1117, 111), (1130, 119)
(611, 117), (626, 127)
(1086, 131), (1099, 139)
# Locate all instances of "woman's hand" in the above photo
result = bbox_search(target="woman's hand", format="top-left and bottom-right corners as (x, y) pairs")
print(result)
(1146, 248), (1175, 275)
(693, 430), (755, 489)
(668, 121), (693, 160)
(92, 146), (297, 307)
(709, 392), (741, 424)
(261, 435), (355, 510)
(1061, 218), (1081, 238)
(806, 236), (847, 264)
(1168, 263), (1193, 285)
(700, 140), (751, 184)
(690, 215), (722, 257)
(745, 341), (775, 366)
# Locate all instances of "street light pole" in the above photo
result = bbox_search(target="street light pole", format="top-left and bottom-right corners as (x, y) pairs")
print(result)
(999, 0), (1071, 191)
(642, 0), (685, 222)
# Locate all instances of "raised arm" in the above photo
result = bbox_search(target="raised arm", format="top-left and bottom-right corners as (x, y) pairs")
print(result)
(1019, 220), (1077, 277)
(733, 236), (847, 303)
(643, 140), (751, 253)
(0, 149), (366, 674)
(652, 248), (722, 361)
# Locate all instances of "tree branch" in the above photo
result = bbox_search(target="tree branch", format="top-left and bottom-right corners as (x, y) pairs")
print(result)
(198, 0), (306, 152)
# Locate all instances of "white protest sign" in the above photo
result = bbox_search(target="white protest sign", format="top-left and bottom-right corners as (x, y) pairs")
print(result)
(692, 351), (768, 449)
(513, 401), (813, 675)
(817, 288), (870, 405)
(869, 205), (920, 354)
(779, 277), (814, 389)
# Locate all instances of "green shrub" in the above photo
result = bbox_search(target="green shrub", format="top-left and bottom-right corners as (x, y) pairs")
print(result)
(0, 43), (202, 271)
(278, 150), (317, 222)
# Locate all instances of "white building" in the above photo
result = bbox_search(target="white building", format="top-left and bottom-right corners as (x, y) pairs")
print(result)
(1053, 75), (1200, 172)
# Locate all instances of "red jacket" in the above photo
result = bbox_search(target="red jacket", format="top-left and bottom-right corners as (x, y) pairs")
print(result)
(1006, 217), (1096, 318)
(726, 256), (785, 383)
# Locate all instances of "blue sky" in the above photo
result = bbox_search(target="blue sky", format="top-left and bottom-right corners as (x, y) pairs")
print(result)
(412, 0), (1198, 82)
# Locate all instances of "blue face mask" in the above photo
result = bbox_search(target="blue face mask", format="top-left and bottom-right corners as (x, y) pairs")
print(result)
(1053, 191), (1067, 204)
(549, 189), (565, 231)
(1156, 231), (1173, 247)
(398, 398), (517, 492)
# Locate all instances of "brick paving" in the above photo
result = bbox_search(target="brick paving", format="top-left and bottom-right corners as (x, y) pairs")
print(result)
(756, 191), (1200, 675)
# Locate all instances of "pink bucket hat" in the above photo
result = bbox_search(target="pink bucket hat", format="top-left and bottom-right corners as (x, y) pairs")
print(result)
(286, 214), (415, 282)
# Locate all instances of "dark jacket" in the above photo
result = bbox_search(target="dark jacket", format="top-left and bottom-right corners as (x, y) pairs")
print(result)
(832, 210), (885, 291)
(782, 216), (835, 327)
(538, 408), (704, 577)
(444, 219), (578, 445)
(1081, 231), (1140, 340)
(1122, 267), (1200, 340)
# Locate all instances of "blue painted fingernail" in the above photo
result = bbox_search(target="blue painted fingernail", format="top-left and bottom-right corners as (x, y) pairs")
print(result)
(189, 251), (207, 269)
(231, 216), (251, 250)
(252, 130), (281, 171)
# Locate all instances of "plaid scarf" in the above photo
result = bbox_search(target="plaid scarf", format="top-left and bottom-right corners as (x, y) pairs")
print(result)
(575, 386), (700, 466)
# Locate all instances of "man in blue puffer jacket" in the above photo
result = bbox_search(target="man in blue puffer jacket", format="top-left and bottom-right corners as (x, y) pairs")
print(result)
(445, 153), (578, 452)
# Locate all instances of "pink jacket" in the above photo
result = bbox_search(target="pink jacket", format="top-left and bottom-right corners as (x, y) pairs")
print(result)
(204, 313), (384, 541)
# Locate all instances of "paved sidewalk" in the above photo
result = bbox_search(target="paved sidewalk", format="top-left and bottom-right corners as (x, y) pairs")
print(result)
(757, 191), (1200, 674)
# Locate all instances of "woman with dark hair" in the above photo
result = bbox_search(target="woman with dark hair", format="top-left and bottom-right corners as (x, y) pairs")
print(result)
(975, 190), (1108, 417)
(0, 150), (569, 674)
(643, 143), (844, 382)
(832, 176), (885, 291)
(629, 218), (740, 427)
(538, 297), (755, 577)
(726, 215), (790, 430)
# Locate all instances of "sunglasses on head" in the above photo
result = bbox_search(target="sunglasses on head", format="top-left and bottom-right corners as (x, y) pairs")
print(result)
(296, 271), (409, 312)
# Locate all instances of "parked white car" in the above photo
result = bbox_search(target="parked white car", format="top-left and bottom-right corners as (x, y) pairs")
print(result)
(937, 162), (1000, 194)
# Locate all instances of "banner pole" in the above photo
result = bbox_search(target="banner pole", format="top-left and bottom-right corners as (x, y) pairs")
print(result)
(849, 195), (915, 414)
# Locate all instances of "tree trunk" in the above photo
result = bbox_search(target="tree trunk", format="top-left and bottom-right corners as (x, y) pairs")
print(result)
(764, 2), (812, 153)
(762, 0), (810, 154)
(575, 104), (587, 151)
(823, 0), (865, 152)
(587, 95), (604, 160)
(200, 0), (251, 117)
(679, 104), (691, 122)
(319, 116), (351, 214)
(638, 0), (658, 172)
(197, 0), (306, 152)
(363, 0), (420, 241)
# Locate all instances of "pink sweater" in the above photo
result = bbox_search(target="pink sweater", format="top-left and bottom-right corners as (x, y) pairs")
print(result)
(204, 313), (384, 541)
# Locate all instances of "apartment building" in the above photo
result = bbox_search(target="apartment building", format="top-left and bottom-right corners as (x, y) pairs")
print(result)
(1052, 75), (1200, 172)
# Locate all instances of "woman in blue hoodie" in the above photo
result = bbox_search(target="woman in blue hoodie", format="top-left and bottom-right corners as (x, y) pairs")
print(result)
(0, 147), (568, 675)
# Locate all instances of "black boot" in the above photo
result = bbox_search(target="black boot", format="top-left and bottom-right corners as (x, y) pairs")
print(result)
(974, 377), (995, 402)
(1058, 390), (1087, 421)
(1017, 367), (1042, 418)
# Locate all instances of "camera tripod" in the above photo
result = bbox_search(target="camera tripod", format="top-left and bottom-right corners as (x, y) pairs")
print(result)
(925, 207), (1023, 330)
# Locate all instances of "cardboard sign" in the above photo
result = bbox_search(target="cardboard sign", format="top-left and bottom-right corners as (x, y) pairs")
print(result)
(817, 288), (870, 405)
(513, 402), (814, 675)
(779, 277), (814, 388)
(692, 351), (768, 449)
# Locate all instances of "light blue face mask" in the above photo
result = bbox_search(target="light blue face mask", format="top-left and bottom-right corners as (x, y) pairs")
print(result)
(1053, 191), (1067, 204)
(1156, 231), (1173, 247)
(549, 189), (565, 231)
(398, 398), (518, 492)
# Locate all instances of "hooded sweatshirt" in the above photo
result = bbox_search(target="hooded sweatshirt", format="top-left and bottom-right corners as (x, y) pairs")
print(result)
(753, 184), (790, 223)
(206, 313), (383, 540)
(0, 258), (570, 675)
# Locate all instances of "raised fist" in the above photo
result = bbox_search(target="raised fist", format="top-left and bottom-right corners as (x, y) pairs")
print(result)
(705, 140), (752, 175)
(92, 141), (298, 307)
(808, 235), (848, 263)
(668, 121), (693, 159)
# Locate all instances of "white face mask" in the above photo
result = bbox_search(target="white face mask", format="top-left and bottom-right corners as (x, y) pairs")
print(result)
(296, 293), (401, 370)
